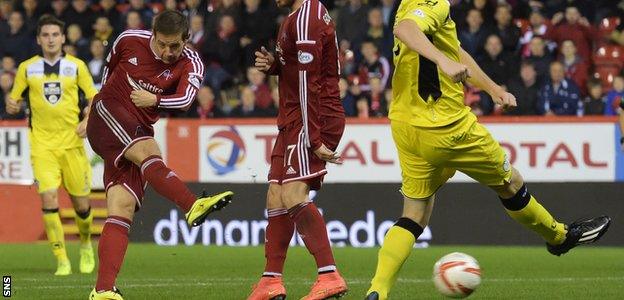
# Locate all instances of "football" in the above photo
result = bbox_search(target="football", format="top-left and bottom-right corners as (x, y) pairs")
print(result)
(432, 252), (482, 298)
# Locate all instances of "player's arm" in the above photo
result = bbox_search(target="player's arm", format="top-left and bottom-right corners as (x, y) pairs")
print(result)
(458, 47), (516, 109)
(6, 62), (28, 114)
(132, 57), (204, 110)
(76, 60), (99, 137)
(101, 31), (131, 86)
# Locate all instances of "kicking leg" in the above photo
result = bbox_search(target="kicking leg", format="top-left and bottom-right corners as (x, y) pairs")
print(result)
(491, 168), (610, 256)
(125, 139), (233, 227)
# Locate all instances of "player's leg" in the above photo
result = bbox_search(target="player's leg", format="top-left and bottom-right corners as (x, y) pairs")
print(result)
(124, 138), (233, 227)
(490, 168), (610, 256)
(62, 147), (95, 273)
(92, 184), (134, 299)
(366, 194), (434, 300)
(248, 183), (290, 300)
(366, 120), (453, 300)
(33, 149), (71, 275)
(282, 181), (347, 300)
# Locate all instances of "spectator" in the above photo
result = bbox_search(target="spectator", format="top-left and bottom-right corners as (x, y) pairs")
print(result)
(20, 0), (49, 35)
(88, 39), (106, 87)
(66, 24), (90, 60)
(97, 0), (123, 33)
(519, 10), (553, 57)
(125, 10), (145, 30)
(367, 76), (388, 117)
(339, 77), (357, 116)
(458, 9), (490, 59)
(366, 8), (392, 60)
(525, 36), (553, 84)
(559, 40), (589, 96)
(538, 61), (582, 116)
(479, 34), (519, 85)
(380, 0), (394, 27)
(164, 0), (178, 11)
(240, 0), (276, 69)
(609, 8), (624, 46)
(493, 4), (520, 54)
(202, 14), (241, 92)
(186, 86), (225, 118)
(246, 67), (272, 110)
(605, 75), (624, 116)
(0, 72), (24, 119)
(264, 86), (279, 117)
(471, 0), (496, 28)
(336, 0), (369, 51)
(92, 16), (115, 49)
(63, 44), (77, 57)
(1, 56), (16, 74)
(181, 0), (206, 20)
(127, 0), (154, 30)
(583, 78), (606, 115)
(51, 0), (69, 20)
(64, 0), (97, 38)
(188, 14), (206, 51)
(0, 11), (34, 62)
(357, 41), (391, 92)
(230, 86), (263, 117)
(0, 0), (13, 33)
(506, 61), (540, 116)
(545, 5), (594, 62)
(356, 97), (369, 118)
(206, 0), (242, 34)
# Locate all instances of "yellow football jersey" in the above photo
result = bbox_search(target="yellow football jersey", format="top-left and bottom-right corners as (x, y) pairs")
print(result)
(389, 0), (468, 127)
(9, 54), (97, 150)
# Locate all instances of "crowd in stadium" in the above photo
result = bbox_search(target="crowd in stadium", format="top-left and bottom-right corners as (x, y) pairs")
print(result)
(0, 0), (623, 120)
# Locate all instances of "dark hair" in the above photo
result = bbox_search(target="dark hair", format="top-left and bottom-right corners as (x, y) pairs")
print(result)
(153, 10), (189, 40)
(37, 14), (65, 36)
(587, 78), (602, 88)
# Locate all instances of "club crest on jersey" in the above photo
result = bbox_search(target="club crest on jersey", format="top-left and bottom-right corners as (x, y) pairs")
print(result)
(128, 57), (138, 66)
(62, 66), (74, 76)
(157, 69), (173, 80)
(413, 9), (426, 18)
(323, 12), (332, 25)
(298, 51), (314, 64)
(43, 82), (61, 104)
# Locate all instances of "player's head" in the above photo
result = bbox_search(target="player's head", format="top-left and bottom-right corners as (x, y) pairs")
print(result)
(152, 10), (190, 64)
(36, 14), (66, 56)
(275, 0), (296, 9)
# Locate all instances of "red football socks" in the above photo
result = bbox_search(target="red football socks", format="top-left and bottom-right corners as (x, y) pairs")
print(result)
(263, 210), (295, 276)
(140, 155), (195, 212)
(96, 216), (132, 292)
(288, 202), (336, 271)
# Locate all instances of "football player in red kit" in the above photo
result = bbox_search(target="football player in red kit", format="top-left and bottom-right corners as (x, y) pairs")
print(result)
(87, 10), (233, 299)
(247, 0), (348, 299)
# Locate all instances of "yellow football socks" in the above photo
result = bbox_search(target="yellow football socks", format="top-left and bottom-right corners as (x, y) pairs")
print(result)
(505, 196), (567, 245)
(43, 211), (68, 261)
(74, 209), (93, 246)
(368, 226), (416, 299)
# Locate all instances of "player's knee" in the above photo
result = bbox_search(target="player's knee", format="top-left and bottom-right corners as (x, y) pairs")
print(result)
(499, 183), (531, 211)
(40, 191), (58, 209)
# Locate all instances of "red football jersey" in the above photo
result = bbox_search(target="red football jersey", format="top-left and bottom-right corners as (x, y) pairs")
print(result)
(98, 29), (204, 126)
(269, 0), (344, 150)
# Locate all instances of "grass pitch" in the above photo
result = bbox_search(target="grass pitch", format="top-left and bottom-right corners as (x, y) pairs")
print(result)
(1, 243), (623, 299)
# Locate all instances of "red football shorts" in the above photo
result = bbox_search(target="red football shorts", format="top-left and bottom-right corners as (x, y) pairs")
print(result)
(268, 116), (345, 190)
(87, 100), (154, 209)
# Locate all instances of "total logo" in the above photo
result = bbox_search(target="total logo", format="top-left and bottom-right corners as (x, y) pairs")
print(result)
(206, 126), (246, 175)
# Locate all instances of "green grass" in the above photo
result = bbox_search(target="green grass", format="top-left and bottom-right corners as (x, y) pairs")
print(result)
(1, 243), (623, 299)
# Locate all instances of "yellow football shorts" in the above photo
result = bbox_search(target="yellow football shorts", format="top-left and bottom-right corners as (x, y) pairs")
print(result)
(391, 113), (512, 199)
(31, 147), (91, 196)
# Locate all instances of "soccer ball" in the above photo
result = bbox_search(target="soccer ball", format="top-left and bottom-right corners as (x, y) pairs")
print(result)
(432, 252), (482, 298)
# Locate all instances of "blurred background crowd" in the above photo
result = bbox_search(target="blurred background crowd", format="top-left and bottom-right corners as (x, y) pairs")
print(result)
(0, 0), (623, 120)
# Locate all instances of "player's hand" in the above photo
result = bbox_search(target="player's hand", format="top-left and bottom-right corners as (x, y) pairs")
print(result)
(254, 46), (275, 73)
(438, 58), (469, 83)
(5, 98), (20, 114)
(313, 144), (343, 165)
(130, 90), (157, 108)
(489, 89), (517, 110)
(76, 119), (88, 138)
